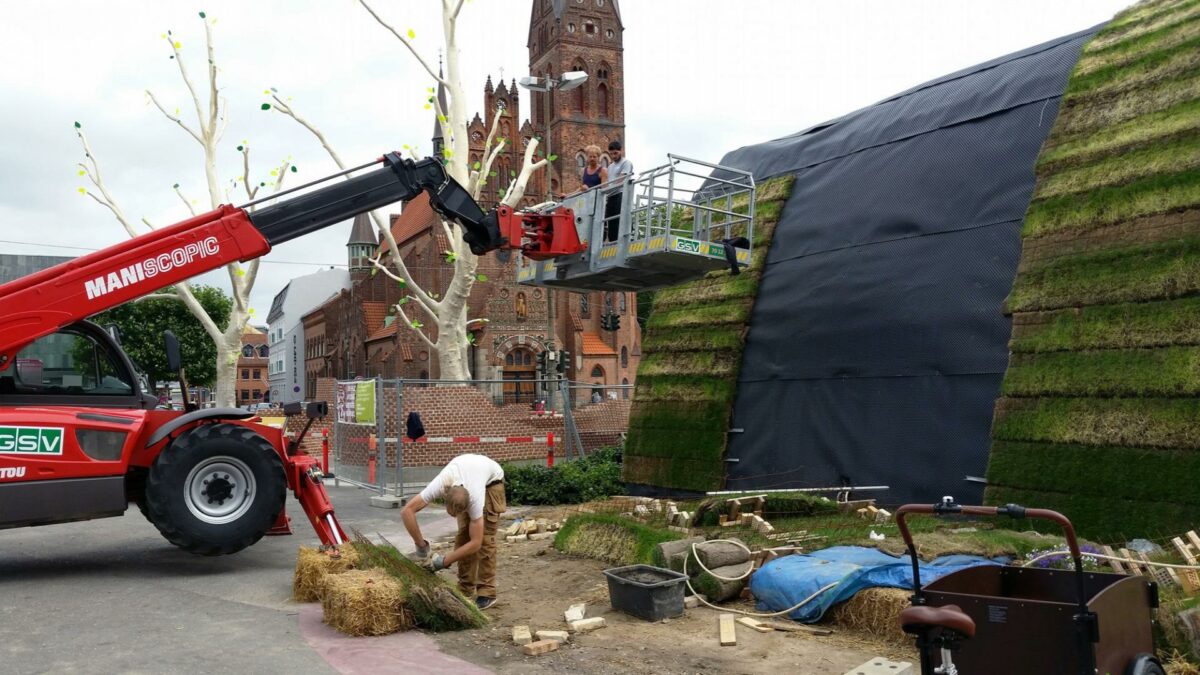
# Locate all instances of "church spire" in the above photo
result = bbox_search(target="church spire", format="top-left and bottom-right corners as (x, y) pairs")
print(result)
(431, 54), (449, 158)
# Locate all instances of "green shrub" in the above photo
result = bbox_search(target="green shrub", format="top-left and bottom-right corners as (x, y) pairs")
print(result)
(502, 446), (623, 505)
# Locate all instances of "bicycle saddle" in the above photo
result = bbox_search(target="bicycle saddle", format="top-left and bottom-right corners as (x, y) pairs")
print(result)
(899, 604), (976, 638)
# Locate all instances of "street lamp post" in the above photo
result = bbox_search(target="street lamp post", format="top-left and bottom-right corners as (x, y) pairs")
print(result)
(518, 71), (587, 374)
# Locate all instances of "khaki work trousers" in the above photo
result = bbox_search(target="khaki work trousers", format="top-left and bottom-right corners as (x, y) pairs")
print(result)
(454, 482), (507, 599)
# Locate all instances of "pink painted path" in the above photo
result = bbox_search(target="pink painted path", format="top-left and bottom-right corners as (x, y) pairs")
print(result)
(298, 604), (491, 674)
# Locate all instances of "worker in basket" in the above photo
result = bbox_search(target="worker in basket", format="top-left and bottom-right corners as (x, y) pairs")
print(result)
(401, 453), (507, 610)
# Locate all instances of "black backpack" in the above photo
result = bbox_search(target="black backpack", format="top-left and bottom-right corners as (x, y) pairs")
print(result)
(405, 411), (426, 441)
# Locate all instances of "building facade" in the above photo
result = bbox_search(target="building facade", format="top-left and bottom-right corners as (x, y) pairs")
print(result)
(266, 267), (350, 404)
(236, 325), (270, 406)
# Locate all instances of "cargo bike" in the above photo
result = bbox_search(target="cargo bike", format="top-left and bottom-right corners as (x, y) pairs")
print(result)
(894, 499), (1164, 675)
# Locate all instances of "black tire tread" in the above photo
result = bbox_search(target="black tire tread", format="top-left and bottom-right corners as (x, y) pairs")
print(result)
(144, 423), (286, 555)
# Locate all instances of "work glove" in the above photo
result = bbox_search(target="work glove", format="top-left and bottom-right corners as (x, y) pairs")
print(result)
(411, 539), (430, 561)
(425, 554), (447, 572)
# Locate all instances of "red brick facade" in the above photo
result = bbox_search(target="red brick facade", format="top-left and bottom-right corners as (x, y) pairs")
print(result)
(301, 0), (639, 398)
(236, 326), (270, 405)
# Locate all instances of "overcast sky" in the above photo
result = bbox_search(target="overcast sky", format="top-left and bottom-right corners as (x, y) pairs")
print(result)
(0, 0), (1131, 317)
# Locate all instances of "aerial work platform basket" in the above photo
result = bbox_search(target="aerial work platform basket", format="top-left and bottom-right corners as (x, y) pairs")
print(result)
(514, 155), (755, 291)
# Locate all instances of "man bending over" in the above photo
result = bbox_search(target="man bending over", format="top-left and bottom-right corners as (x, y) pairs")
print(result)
(401, 453), (507, 610)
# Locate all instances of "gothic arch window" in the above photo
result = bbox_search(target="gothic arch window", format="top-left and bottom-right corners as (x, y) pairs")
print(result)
(572, 81), (585, 114)
(506, 353), (514, 366)
(590, 365), (604, 378)
(619, 293), (627, 313)
(242, 345), (254, 357)
(259, 345), (269, 358)
(621, 378), (629, 398)
(600, 155), (610, 168)
(597, 83), (609, 119)
(580, 293), (590, 317)
(496, 98), (507, 112)
(606, 28), (614, 39)
(576, 152), (586, 171)
(568, 22), (576, 33)
(620, 346), (628, 368)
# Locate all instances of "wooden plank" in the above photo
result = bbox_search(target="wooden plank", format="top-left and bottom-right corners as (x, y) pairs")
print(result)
(1100, 545), (1126, 574)
(1187, 530), (1200, 558)
(1172, 537), (1200, 594)
(1118, 548), (1145, 575)
(763, 620), (833, 636)
(522, 639), (560, 656)
(718, 613), (737, 646)
(737, 616), (773, 633)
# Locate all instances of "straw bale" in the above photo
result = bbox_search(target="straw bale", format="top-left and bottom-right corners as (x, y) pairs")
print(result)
(293, 546), (360, 602)
(321, 570), (414, 637)
(826, 588), (911, 645)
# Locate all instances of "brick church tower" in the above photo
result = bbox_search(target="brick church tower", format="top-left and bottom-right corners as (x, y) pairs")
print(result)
(527, 0), (625, 197)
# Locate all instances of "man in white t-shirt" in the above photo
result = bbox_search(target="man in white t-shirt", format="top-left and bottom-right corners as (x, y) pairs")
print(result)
(401, 453), (507, 610)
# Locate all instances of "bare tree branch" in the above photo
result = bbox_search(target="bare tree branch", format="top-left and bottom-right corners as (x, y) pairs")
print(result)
(357, 0), (449, 87)
(145, 91), (203, 144)
(503, 137), (548, 207)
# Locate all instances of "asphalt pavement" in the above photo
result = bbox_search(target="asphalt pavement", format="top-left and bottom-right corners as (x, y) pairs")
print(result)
(0, 484), (461, 674)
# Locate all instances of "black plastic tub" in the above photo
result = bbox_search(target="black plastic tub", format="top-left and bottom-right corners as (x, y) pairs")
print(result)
(603, 564), (688, 621)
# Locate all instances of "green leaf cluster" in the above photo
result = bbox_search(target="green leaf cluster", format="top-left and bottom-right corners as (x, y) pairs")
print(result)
(89, 284), (231, 386)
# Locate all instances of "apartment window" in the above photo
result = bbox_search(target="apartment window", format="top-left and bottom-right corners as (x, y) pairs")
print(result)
(253, 369), (260, 379)
(241, 389), (250, 400)
(241, 369), (249, 379)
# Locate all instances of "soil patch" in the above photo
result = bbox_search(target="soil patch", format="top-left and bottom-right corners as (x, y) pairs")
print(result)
(428, 534), (910, 674)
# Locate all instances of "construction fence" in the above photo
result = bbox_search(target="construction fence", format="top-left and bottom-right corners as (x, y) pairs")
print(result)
(329, 377), (632, 497)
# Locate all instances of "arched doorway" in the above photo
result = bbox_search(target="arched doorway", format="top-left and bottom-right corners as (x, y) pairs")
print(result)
(503, 347), (536, 404)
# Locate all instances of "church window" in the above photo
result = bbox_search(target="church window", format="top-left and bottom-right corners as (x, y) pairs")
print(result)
(590, 365), (603, 378)
(568, 23), (576, 33)
(506, 353), (514, 366)
(598, 83), (609, 119)
(585, 21), (595, 35)
(619, 293), (627, 313)
(597, 0), (605, 5)
(606, 28), (614, 39)
(573, 84), (585, 113)
(580, 294), (590, 317)
(576, 152), (586, 171)
(621, 347), (628, 368)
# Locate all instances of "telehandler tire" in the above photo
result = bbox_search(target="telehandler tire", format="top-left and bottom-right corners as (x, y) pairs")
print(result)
(144, 423), (286, 555)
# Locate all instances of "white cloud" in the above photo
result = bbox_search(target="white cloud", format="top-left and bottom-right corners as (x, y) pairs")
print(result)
(1, 0), (1130, 315)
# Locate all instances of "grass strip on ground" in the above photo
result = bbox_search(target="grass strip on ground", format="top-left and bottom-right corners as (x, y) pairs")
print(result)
(984, 485), (1199, 541)
(1033, 131), (1200, 200)
(1009, 297), (1200, 353)
(1040, 98), (1200, 170)
(553, 513), (682, 566)
(1087, 0), (1200, 51)
(987, 439), (1200, 505)
(1007, 234), (1200, 311)
(993, 397), (1200, 449)
(641, 325), (745, 353)
(1054, 73), (1200, 139)
(1024, 168), (1200, 238)
(1077, 8), (1200, 76)
(1066, 32), (1200, 100)
(1002, 346), (1200, 397)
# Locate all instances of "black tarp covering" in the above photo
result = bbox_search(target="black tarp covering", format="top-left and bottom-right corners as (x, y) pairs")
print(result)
(717, 27), (1098, 504)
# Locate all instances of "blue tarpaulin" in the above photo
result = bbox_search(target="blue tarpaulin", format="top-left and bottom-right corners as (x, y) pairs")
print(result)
(749, 546), (1004, 622)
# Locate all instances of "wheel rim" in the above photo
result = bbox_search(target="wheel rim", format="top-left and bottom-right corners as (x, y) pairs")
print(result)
(184, 456), (257, 525)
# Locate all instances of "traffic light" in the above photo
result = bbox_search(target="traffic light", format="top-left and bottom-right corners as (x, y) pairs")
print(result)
(601, 312), (621, 332)
(557, 350), (569, 374)
(536, 350), (548, 373)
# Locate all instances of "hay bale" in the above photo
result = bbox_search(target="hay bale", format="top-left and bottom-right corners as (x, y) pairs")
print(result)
(294, 546), (360, 602)
(321, 570), (414, 636)
(826, 587), (911, 645)
(350, 531), (488, 631)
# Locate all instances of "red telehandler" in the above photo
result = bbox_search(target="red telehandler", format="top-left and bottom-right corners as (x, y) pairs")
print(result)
(0, 153), (514, 555)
